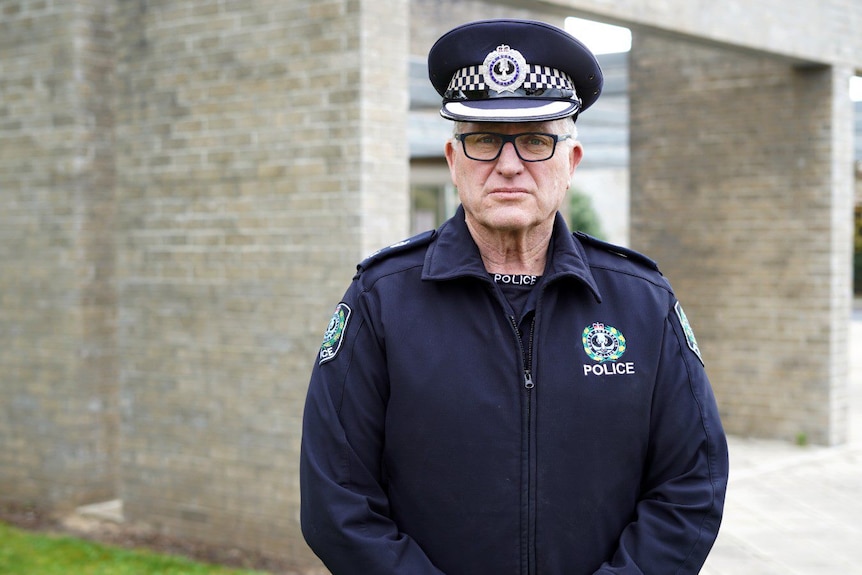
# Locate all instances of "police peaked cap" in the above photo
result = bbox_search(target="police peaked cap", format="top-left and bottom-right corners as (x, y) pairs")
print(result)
(428, 19), (603, 123)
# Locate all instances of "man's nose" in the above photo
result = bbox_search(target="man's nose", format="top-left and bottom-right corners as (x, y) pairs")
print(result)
(496, 141), (524, 170)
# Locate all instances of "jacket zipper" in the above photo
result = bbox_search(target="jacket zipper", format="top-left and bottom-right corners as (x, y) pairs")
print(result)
(509, 314), (537, 575)
(509, 315), (536, 389)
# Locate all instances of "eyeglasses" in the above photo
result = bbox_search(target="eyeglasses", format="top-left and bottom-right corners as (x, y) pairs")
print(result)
(454, 132), (572, 162)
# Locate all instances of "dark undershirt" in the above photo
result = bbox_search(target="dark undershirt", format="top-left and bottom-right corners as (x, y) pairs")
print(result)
(491, 274), (542, 319)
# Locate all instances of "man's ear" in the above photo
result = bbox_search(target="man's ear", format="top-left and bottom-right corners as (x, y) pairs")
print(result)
(569, 142), (584, 178)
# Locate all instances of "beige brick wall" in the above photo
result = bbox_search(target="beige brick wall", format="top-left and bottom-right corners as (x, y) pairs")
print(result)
(629, 32), (855, 445)
(113, 0), (406, 566)
(0, 0), (118, 511)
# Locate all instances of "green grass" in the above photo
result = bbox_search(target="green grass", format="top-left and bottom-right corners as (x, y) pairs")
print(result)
(0, 522), (267, 575)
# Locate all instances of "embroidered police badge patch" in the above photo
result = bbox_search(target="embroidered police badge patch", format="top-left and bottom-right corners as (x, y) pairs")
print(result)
(674, 301), (704, 365)
(319, 303), (351, 365)
(582, 322), (626, 362)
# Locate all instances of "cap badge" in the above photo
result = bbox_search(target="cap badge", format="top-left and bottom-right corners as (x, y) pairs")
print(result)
(482, 45), (527, 93)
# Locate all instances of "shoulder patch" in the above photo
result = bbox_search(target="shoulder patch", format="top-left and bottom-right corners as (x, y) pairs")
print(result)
(319, 302), (351, 365)
(573, 232), (660, 272)
(355, 229), (436, 277)
(674, 301), (704, 366)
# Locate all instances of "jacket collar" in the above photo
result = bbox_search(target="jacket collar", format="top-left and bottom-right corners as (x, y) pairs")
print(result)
(422, 206), (602, 303)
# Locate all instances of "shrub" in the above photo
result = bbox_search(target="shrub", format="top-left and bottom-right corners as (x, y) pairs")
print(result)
(569, 189), (605, 239)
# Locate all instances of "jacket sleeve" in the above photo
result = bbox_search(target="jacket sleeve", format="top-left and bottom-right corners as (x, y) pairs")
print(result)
(299, 285), (446, 575)
(594, 299), (729, 574)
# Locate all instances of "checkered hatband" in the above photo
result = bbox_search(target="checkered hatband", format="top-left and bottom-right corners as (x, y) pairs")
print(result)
(446, 64), (576, 94)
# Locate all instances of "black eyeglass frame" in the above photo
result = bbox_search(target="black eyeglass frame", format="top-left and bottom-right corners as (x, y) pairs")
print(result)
(453, 132), (573, 163)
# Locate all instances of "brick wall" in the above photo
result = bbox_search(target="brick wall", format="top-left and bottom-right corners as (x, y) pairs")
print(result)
(629, 32), (855, 445)
(0, 0), (118, 511)
(113, 0), (407, 566)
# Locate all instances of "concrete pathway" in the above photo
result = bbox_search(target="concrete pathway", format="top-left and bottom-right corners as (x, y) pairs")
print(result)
(701, 310), (862, 574)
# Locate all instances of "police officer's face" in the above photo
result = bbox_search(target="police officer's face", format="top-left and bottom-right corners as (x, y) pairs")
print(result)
(445, 119), (583, 237)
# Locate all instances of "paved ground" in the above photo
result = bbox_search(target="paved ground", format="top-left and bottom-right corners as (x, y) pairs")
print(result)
(701, 307), (862, 574)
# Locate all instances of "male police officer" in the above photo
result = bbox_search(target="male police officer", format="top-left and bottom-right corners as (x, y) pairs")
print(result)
(300, 19), (728, 574)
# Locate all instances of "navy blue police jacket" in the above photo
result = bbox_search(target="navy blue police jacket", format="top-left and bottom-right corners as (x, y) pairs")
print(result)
(300, 206), (729, 575)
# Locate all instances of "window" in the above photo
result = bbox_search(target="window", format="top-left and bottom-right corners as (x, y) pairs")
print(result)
(410, 183), (458, 234)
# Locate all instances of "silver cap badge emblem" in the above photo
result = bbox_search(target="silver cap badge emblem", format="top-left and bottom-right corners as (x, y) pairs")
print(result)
(482, 45), (528, 93)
